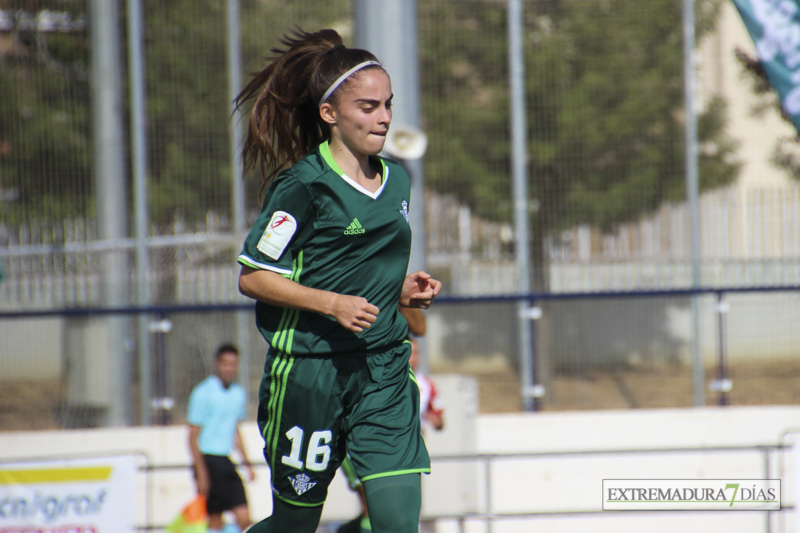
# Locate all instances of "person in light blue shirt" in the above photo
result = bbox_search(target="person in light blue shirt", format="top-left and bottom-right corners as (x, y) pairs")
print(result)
(187, 343), (254, 533)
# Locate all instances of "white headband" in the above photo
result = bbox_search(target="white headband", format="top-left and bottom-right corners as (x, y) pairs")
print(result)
(318, 60), (381, 108)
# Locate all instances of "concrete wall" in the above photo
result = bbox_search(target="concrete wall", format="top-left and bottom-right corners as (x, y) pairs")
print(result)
(0, 375), (479, 530)
(3, 382), (800, 533)
(440, 405), (800, 533)
(0, 316), (63, 380)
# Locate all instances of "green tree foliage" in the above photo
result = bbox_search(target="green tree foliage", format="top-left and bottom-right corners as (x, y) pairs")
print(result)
(143, 0), (235, 228)
(142, 0), (352, 228)
(2, 0), (739, 248)
(0, 0), (91, 226)
(0, 0), (351, 229)
(528, 0), (739, 233)
(420, 2), (514, 221)
(420, 0), (740, 271)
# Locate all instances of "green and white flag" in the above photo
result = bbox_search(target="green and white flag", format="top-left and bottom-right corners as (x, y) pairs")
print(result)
(732, 0), (800, 133)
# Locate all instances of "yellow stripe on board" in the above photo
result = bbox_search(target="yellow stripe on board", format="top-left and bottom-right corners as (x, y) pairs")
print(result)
(0, 466), (112, 485)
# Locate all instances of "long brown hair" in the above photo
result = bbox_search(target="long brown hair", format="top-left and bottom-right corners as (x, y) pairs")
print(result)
(235, 28), (384, 195)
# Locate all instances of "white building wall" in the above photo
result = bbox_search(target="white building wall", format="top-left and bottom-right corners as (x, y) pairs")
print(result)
(700, 3), (797, 190)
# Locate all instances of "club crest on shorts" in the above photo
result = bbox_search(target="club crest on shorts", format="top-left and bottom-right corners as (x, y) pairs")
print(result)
(288, 473), (316, 496)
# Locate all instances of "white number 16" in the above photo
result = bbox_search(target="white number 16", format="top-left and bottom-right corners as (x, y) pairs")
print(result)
(281, 426), (332, 471)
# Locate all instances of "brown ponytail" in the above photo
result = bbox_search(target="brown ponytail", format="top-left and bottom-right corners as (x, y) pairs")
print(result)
(235, 28), (383, 196)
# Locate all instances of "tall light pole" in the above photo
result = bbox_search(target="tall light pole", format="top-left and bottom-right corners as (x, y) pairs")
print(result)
(355, 0), (430, 372)
(126, 0), (151, 425)
(226, 0), (253, 405)
(508, 0), (539, 411)
(683, 0), (705, 407)
(90, 0), (131, 425)
(355, 0), (426, 276)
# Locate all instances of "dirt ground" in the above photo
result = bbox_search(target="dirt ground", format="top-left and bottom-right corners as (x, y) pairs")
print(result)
(477, 358), (800, 412)
(3, 359), (800, 430)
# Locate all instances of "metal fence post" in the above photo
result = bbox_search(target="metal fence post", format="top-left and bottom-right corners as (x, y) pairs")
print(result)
(683, 0), (705, 407)
(90, 0), (132, 426)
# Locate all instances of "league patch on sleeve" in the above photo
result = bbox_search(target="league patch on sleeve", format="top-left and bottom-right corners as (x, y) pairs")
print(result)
(257, 211), (297, 260)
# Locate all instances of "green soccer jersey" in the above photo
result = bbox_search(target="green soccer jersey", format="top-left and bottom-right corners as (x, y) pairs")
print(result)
(238, 141), (412, 356)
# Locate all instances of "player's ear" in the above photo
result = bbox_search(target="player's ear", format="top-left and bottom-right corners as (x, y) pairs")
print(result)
(319, 103), (336, 125)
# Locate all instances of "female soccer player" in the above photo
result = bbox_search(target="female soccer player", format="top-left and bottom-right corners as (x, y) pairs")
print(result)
(235, 29), (441, 533)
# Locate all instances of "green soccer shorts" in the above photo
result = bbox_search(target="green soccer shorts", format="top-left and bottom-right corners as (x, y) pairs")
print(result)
(257, 340), (430, 507)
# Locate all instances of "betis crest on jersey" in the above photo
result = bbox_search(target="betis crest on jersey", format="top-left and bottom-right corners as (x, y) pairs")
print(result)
(399, 199), (409, 224)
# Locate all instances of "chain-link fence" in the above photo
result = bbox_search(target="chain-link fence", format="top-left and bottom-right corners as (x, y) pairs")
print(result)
(2, 0), (800, 430)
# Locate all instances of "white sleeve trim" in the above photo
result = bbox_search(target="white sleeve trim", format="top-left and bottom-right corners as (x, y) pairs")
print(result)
(238, 254), (293, 276)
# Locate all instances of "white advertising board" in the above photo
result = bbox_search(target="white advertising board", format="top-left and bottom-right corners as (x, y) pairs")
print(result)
(0, 455), (137, 533)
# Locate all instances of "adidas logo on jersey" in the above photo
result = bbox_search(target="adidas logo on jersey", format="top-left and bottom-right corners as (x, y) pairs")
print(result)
(344, 218), (366, 235)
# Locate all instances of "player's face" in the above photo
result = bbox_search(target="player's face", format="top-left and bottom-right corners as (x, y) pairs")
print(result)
(330, 69), (393, 157)
(215, 352), (239, 387)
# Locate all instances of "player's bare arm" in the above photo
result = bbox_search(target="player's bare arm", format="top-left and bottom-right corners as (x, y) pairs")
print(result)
(239, 265), (379, 332)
